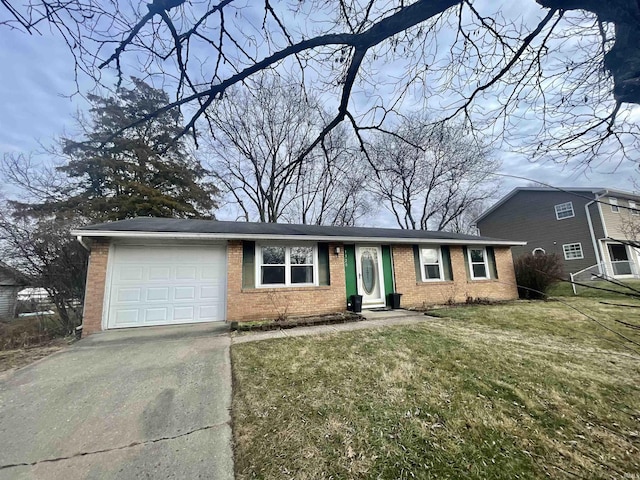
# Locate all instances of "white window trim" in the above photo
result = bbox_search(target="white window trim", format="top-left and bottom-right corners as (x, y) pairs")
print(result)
(532, 247), (546, 255)
(467, 246), (490, 280)
(562, 242), (584, 261)
(610, 197), (619, 213)
(629, 200), (639, 216)
(554, 202), (575, 220)
(419, 246), (444, 282)
(256, 243), (318, 288)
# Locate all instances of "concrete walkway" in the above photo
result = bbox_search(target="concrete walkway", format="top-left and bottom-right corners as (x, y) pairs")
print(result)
(232, 309), (432, 344)
(0, 322), (233, 480)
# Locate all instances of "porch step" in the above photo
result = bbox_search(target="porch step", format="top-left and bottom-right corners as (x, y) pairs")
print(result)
(360, 309), (418, 321)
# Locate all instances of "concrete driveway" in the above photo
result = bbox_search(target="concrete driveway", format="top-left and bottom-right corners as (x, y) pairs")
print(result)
(0, 323), (233, 480)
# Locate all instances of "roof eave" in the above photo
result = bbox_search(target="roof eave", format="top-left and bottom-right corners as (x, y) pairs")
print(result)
(70, 229), (526, 247)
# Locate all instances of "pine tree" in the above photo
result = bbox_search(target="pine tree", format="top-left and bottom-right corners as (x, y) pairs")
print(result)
(55, 78), (217, 221)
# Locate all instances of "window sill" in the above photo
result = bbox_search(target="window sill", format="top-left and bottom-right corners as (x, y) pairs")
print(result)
(242, 285), (332, 293)
(416, 280), (453, 286)
(467, 278), (496, 283)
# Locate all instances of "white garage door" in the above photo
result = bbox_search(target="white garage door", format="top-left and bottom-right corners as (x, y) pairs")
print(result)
(106, 244), (226, 329)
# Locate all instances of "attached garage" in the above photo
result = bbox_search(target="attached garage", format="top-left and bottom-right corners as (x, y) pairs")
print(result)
(105, 244), (227, 329)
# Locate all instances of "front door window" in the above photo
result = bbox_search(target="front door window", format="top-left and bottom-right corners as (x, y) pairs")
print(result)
(361, 250), (377, 294)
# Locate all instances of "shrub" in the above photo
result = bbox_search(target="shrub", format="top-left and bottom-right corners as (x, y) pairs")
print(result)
(514, 253), (564, 299)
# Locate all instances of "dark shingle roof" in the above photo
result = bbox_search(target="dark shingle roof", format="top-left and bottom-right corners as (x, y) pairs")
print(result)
(75, 217), (525, 245)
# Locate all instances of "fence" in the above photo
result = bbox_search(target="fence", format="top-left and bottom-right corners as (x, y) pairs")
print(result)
(569, 261), (640, 295)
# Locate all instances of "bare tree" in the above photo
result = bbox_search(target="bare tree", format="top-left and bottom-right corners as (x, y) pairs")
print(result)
(2, 1), (639, 170)
(0, 201), (87, 332)
(206, 75), (368, 224)
(287, 124), (371, 226)
(367, 117), (499, 231)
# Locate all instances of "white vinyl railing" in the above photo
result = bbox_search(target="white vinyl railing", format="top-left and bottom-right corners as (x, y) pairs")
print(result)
(569, 261), (640, 295)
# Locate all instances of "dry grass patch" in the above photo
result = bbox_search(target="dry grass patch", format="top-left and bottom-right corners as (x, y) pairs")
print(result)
(232, 299), (640, 479)
(0, 342), (66, 373)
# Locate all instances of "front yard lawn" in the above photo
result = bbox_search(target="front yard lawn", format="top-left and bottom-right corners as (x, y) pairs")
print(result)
(231, 298), (640, 479)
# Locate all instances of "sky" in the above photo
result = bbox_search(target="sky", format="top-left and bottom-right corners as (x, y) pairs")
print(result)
(0, 2), (638, 226)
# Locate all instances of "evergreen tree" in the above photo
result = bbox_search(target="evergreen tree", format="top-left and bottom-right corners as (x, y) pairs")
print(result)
(53, 78), (217, 221)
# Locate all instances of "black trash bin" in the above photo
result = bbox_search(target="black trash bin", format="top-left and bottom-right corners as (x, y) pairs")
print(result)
(388, 292), (403, 309)
(350, 294), (363, 313)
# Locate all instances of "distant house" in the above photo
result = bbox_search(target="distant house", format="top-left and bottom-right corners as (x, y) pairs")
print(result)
(476, 187), (640, 278)
(0, 262), (28, 319)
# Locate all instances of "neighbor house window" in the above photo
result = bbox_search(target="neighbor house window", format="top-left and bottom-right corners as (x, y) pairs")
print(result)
(562, 243), (584, 260)
(258, 245), (316, 286)
(609, 197), (619, 213)
(554, 202), (574, 220)
(467, 247), (489, 279)
(532, 248), (546, 256)
(629, 200), (639, 216)
(419, 247), (443, 281)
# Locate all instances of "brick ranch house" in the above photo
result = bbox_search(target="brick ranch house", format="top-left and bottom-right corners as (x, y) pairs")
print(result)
(72, 218), (525, 335)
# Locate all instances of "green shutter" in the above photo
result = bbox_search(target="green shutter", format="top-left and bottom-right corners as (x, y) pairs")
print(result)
(487, 247), (498, 279)
(318, 242), (330, 286)
(441, 246), (453, 281)
(242, 241), (255, 289)
(413, 245), (422, 282)
(381, 245), (395, 299)
(344, 245), (357, 299)
(462, 246), (471, 279)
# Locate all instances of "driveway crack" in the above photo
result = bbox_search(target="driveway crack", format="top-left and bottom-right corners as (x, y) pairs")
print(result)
(0, 421), (228, 471)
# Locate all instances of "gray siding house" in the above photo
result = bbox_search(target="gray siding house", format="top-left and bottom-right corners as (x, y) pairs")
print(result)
(0, 262), (28, 319)
(476, 187), (640, 278)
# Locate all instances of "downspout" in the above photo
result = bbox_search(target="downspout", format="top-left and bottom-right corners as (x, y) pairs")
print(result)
(76, 235), (90, 251)
(585, 197), (602, 274)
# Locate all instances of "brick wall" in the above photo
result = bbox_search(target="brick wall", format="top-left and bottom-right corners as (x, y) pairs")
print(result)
(392, 245), (518, 308)
(226, 240), (347, 321)
(82, 238), (110, 335)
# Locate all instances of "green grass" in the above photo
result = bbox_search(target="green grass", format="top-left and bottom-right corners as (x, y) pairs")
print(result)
(231, 298), (640, 479)
(549, 279), (640, 299)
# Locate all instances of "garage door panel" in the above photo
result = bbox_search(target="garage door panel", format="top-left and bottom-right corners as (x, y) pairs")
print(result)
(173, 306), (195, 321)
(149, 267), (171, 281)
(176, 266), (197, 280)
(200, 286), (220, 299)
(144, 308), (168, 323)
(114, 309), (140, 325)
(119, 267), (143, 281)
(146, 287), (169, 301)
(106, 245), (227, 329)
(117, 288), (141, 302)
(174, 286), (196, 300)
(199, 305), (221, 318)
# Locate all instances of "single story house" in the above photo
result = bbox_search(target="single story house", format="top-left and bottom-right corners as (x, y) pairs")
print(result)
(72, 218), (525, 335)
(0, 262), (29, 319)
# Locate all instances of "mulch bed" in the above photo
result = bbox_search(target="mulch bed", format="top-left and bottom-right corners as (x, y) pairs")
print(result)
(231, 311), (365, 332)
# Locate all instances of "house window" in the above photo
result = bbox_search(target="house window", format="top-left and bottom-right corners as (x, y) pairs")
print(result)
(419, 247), (443, 281)
(532, 248), (546, 256)
(467, 247), (489, 279)
(610, 198), (619, 213)
(258, 245), (316, 286)
(629, 201), (639, 216)
(554, 202), (574, 220)
(562, 243), (584, 260)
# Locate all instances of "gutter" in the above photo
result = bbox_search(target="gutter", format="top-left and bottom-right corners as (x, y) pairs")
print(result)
(69, 229), (527, 247)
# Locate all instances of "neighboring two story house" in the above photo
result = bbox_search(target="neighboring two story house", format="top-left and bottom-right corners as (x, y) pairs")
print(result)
(475, 187), (640, 278)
